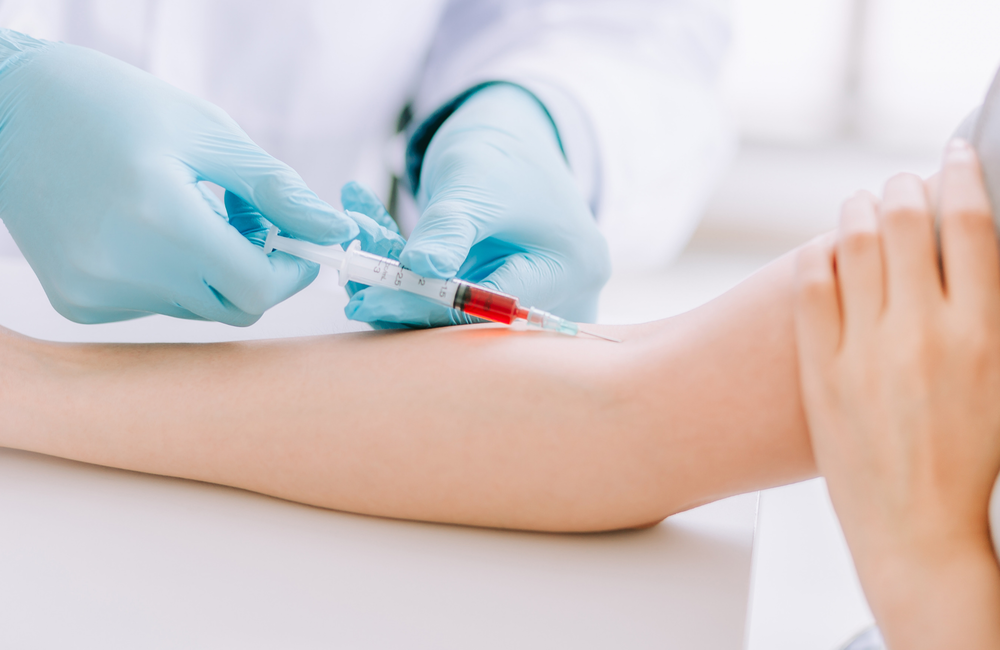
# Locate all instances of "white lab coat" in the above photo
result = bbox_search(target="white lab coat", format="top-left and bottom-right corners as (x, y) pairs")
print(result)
(0, 0), (733, 269)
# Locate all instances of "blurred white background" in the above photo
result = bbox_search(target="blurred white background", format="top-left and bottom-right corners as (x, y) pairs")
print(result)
(700, 0), (1000, 248)
(0, 3), (998, 648)
(684, 1), (1000, 648)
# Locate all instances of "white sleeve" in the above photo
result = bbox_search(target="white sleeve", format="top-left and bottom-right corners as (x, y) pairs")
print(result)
(413, 0), (736, 269)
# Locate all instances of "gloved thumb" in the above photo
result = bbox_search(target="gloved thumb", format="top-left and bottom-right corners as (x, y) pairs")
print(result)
(167, 183), (321, 325)
(191, 131), (358, 246)
(224, 190), (271, 247)
(399, 198), (479, 279)
(481, 252), (599, 323)
(339, 182), (406, 259)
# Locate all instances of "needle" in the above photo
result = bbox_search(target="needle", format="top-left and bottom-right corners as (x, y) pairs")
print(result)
(579, 328), (622, 343)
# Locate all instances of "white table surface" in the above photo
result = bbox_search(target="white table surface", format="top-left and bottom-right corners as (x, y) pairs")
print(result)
(0, 245), (759, 650)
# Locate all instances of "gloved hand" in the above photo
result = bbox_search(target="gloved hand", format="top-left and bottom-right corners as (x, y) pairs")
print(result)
(345, 83), (611, 328)
(337, 182), (409, 330)
(0, 30), (358, 326)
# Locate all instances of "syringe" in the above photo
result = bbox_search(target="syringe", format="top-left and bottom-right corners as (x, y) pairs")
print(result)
(263, 226), (619, 342)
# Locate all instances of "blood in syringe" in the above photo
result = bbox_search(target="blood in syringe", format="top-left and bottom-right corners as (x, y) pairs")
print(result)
(452, 282), (521, 324)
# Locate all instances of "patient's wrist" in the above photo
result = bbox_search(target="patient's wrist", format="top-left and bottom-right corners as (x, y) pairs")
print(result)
(0, 331), (72, 449)
(859, 537), (1000, 648)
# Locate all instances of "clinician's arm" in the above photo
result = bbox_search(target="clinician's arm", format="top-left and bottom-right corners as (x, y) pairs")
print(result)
(0, 251), (814, 533)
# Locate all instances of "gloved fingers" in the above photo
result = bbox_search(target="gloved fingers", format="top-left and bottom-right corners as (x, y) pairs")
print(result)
(44, 279), (210, 324)
(450, 239), (515, 284)
(202, 247), (319, 324)
(398, 198), (481, 279)
(345, 285), (475, 328)
(172, 279), (266, 327)
(339, 209), (407, 301)
(344, 209), (407, 260)
(341, 182), (400, 234)
(148, 302), (209, 322)
(344, 280), (369, 301)
(361, 318), (414, 331)
(222, 185), (405, 304)
(47, 181), (320, 325)
(197, 182), (228, 219)
(345, 210), (406, 300)
(477, 251), (565, 312)
(344, 200), (406, 302)
(347, 249), (600, 327)
(192, 135), (358, 245)
(224, 190), (271, 247)
(46, 299), (155, 325)
(182, 250), (317, 326)
(178, 184), (321, 323)
(480, 249), (606, 322)
(338, 182), (406, 265)
(224, 182), (405, 263)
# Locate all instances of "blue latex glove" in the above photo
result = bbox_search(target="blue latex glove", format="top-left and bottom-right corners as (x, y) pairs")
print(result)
(337, 182), (410, 330)
(345, 83), (611, 327)
(0, 30), (358, 325)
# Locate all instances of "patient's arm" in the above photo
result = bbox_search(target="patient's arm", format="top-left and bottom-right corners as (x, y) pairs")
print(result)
(0, 250), (814, 532)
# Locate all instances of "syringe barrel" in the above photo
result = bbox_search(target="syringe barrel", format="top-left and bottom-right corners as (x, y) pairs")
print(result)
(265, 227), (524, 324)
(269, 235), (346, 267)
(452, 281), (520, 324)
(341, 249), (458, 308)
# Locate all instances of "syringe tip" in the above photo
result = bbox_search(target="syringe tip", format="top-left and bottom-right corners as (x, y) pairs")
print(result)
(578, 328), (622, 343)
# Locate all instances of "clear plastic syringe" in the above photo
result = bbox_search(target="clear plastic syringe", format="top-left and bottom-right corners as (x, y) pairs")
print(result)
(263, 226), (619, 342)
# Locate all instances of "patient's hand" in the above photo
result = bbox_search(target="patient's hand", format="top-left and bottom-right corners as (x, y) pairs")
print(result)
(793, 139), (1000, 649)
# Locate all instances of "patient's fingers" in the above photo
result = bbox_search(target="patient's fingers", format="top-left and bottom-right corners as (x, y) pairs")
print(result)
(795, 233), (841, 368)
(926, 172), (941, 211)
(836, 192), (884, 333)
(938, 139), (1000, 312)
(879, 173), (943, 309)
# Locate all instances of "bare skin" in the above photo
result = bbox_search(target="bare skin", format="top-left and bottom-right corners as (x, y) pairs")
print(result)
(795, 141), (1000, 648)
(3, 143), (999, 647)
(2, 145), (999, 645)
(0, 249), (815, 533)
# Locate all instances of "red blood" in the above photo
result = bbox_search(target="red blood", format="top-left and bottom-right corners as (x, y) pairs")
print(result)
(454, 283), (520, 324)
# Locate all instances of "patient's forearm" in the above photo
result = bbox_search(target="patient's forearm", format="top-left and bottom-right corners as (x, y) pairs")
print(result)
(0, 251), (814, 532)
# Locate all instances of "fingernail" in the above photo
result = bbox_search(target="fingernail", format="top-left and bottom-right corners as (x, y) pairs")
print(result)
(945, 138), (974, 163)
